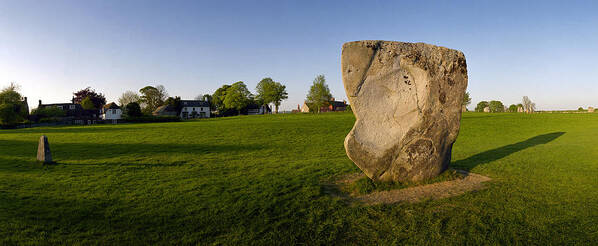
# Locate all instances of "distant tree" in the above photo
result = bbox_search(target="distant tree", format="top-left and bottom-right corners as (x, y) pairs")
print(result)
(0, 104), (20, 126)
(508, 104), (518, 112)
(73, 87), (106, 109)
(0, 83), (22, 104)
(139, 85), (168, 114)
(125, 102), (142, 117)
(256, 78), (288, 114)
(488, 100), (505, 113)
(522, 96), (536, 113)
(462, 92), (472, 107)
(345, 104), (352, 112)
(212, 84), (231, 113)
(194, 94), (214, 111)
(475, 101), (489, 112)
(305, 75), (332, 113)
(194, 94), (211, 102)
(80, 96), (96, 110)
(165, 96), (183, 113)
(578, 107), (584, 111)
(224, 82), (252, 114)
(118, 90), (140, 107)
(0, 83), (27, 125)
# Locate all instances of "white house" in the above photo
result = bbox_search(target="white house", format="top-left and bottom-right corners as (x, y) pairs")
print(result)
(180, 100), (210, 119)
(101, 102), (122, 122)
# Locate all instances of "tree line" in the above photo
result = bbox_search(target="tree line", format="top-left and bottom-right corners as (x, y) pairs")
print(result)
(1, 73), (356, 126)
(468, 95), (536, 113)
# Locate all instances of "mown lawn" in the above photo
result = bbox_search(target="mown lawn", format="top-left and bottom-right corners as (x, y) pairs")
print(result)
(0, 112), (597, 245)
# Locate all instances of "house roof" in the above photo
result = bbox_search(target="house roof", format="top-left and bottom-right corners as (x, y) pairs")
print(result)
(103, 102), (120, 109)
(245, 103), (271, 111)
(330, 101), (347, 107)
(153, 104), (177, 114)
(181, 100), (210, 107)
(40, 103), (79, 107)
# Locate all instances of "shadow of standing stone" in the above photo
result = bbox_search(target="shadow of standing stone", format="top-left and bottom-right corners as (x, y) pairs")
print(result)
(37, 135), (52, 164)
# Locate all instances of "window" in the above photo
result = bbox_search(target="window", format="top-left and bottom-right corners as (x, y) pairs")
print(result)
(57, 106), (63, 110)
(69, 105), (75, 109)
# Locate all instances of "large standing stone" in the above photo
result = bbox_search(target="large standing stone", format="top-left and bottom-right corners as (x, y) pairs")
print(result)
(342, 40), (468, 182)
(37, 135), (52, 163)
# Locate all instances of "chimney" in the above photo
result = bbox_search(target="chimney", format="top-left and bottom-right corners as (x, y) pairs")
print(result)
(39, 100), (42, 106)
(71, 96), (75, 103)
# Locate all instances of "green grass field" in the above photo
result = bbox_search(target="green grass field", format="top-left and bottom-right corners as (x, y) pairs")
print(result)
(1, 112), (597, 245)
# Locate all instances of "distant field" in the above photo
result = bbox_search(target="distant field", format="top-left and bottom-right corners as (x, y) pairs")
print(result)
(1, 112), (597, 244)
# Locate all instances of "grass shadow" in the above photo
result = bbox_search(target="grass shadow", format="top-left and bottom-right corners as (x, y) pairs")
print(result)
(453, 132), (565, 170)
(0, 139), (265, 162)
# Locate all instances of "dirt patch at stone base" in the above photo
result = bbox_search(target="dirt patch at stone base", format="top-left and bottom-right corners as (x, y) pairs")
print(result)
(332, 170), (491, 205)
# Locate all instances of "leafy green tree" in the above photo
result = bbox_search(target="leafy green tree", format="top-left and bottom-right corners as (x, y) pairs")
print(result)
(165, 96), (182, 114)
(0, 83), (28, 125)
(73, 87), (106, 109)
(224, 82), (252, 114)
(462, 92), (472, 107)
(81, 96), (96, 110)
(118, 90), (140, 107)
(489, 100), (505, 113)
(475, 101), (489, 112)
(211, 84), (231, 113)
(305, 75), (332, 113)
(578, 107), (584, 111)
(0, 83), (22, 104)
(139, 85), (168, 114)
(0, 104), (20, 126)
(125, 102), (142, 117)
(508, 104), (518, 112)
(256, 78), (288, 114)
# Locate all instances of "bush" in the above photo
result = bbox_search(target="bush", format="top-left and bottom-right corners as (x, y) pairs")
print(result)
(31, 106), (66, 119)
(124, 116), (181, 123)
(475, 101), (489, 112)
(39, 117), (63, 123)
(0, 103), (23, 126)
(125, 102), (143, 117)
(489, 100), (505, 113)
(508, 104), (518, 112)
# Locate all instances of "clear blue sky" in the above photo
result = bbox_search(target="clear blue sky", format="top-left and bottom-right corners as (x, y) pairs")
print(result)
(1, 0), (597, 111)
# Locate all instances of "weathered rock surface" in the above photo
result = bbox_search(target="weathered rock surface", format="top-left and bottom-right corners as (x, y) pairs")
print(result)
(342, 40), (468, 182)
(37, 135), (52, 163)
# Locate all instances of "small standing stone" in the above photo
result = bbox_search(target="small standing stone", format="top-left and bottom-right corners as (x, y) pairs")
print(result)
(37, 135), (52, 163)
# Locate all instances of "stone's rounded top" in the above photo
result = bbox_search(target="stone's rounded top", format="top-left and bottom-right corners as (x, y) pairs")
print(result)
(342, 40), (465, 57)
